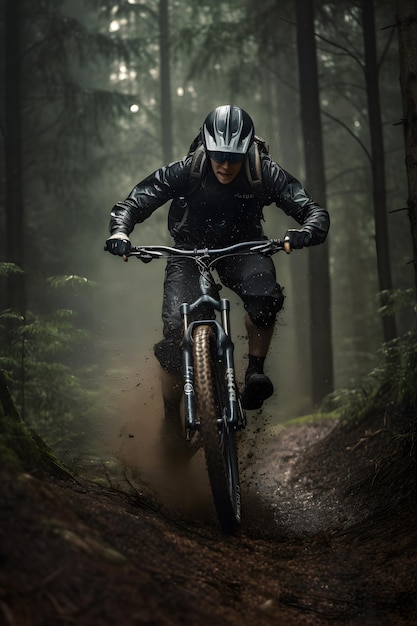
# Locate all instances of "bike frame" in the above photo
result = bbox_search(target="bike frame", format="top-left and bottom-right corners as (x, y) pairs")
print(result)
(128, 239), (283, 435)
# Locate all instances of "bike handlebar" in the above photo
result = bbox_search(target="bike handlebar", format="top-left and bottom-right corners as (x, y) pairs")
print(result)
(127, 239), (284, 261)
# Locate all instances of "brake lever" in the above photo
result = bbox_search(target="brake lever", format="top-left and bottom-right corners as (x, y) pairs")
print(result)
(129, 247), (164, 262)
(250, 240), (283, 255)
(138, 252), (154, 263)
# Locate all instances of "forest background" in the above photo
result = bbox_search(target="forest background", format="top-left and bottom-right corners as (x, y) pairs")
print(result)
(1, 0), (416, 463)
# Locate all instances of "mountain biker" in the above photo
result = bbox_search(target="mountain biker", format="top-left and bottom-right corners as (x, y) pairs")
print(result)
(105, 104), (329, 453)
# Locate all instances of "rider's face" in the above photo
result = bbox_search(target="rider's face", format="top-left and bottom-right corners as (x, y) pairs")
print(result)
(210, 157), (244, 184)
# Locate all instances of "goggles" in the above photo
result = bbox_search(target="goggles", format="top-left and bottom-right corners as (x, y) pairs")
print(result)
(208, 151), (245, 164)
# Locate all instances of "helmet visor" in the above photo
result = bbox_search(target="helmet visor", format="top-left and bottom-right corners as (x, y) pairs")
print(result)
(209, 151), (245, 164)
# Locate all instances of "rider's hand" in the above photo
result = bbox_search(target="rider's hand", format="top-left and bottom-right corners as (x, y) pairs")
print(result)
(283, 229), (311, 254)
(105, 232), (131, 261)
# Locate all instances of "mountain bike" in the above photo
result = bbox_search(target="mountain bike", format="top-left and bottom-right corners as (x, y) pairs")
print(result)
(128, 239), (283, 534)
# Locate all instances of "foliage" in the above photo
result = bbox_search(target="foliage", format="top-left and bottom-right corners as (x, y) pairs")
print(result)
(322, 289), (417, 425)
(377, 287), (416, 317)
(378, 331), (417, 407)
(47, 275), (97, 289)
(0, 274), (98, 458)
(321, 316), (417, 420)
(0, 263), (24, 277)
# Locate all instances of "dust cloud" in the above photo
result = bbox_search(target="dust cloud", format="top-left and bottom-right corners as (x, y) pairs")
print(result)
(87, 246), (314, 516)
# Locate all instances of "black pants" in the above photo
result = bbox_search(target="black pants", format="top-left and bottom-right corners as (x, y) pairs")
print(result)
(154, 253), (284, 373)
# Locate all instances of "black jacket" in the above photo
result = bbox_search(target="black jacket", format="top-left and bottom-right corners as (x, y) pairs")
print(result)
(109, 154), (329, 247)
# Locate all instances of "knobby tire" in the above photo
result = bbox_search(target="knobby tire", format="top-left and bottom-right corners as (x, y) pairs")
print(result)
(193, 324), (241, 534)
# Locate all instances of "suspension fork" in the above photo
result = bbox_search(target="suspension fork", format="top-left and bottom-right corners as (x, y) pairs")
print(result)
(180, 299), (242, 432)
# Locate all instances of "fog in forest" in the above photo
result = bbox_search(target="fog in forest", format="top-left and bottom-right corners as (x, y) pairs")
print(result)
(1, 0), (414, 473)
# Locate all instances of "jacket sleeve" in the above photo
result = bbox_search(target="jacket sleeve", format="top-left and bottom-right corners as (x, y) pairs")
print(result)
(109, 158), (191, 235)
(262, 158), (330, 245)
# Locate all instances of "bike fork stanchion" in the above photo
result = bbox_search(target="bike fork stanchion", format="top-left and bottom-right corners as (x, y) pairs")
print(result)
(218, 300), (243, 429)
(219, 298), (231, 336)
(181, 304), (197, 435)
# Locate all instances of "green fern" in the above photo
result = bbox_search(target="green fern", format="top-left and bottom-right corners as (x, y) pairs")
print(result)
(0, 274), (98, 457)
(0, 262), (24, 277)
(322, 289), (417, 417)
(47, 275), (97, 289)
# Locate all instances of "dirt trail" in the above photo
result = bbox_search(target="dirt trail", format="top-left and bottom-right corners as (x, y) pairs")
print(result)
(1, 391), (417, 625)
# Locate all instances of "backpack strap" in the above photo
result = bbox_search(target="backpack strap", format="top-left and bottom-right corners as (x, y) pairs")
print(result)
(245, 143), (262, 187)
(245, 135), (268, 188)
(190, 143), (207, 180)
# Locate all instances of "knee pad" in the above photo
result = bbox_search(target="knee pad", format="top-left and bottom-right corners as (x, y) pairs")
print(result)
(245, 290), (284, 328)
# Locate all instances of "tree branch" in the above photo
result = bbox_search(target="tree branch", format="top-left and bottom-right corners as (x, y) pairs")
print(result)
(322, 110), (373, 165)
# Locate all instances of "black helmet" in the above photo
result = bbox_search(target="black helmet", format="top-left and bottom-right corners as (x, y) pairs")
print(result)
(202, 105), (254, 162)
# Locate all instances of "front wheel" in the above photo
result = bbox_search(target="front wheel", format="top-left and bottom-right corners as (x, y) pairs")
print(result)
(193, 324), (241, 534)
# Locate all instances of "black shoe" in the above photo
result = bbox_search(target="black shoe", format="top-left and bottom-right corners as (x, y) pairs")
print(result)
(241, 372), (274, 410)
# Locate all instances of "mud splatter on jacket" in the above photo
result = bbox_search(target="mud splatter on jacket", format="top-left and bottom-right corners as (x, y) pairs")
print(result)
(109, 153), (329, 247)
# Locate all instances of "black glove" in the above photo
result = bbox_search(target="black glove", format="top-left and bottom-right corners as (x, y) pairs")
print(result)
(283, 229), (312, 250)
(105, 233), (131, 256)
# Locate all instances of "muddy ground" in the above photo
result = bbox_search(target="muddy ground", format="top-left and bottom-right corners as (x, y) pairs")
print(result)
(1, 395), (417, 626)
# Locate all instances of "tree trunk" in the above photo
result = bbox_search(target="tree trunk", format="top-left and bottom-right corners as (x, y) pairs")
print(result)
(5, 0), (26, 314)
(395, 0), (417, 296)
(275, 51), (313, 407)
(361, 0), (398, 341)
(294, 0), (334, 405)
(159, 0), (173, 163)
